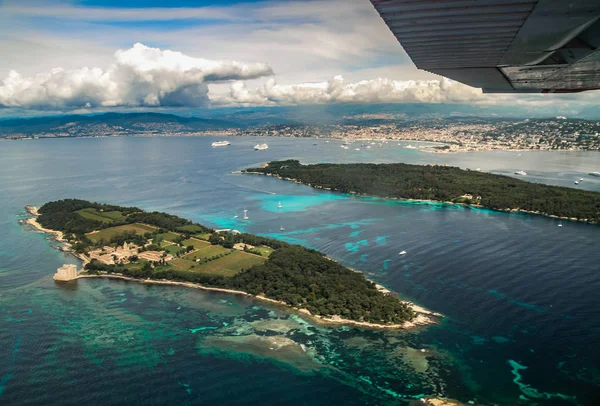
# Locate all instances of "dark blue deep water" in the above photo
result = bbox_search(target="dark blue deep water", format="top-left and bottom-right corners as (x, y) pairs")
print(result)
(1, 136), (599, 405)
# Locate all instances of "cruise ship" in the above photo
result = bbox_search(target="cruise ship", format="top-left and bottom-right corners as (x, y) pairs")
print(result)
(211, 141), (230, 147)
(254, 143), (269, 151)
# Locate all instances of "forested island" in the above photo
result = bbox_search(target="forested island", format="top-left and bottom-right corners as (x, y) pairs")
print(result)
(27, 199), (424, 328)
(244, 160), (600, 223)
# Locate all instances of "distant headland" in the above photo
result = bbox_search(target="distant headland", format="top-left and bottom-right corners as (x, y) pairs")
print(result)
(23, 200), (440, 329)
(242, 160), (600, 224)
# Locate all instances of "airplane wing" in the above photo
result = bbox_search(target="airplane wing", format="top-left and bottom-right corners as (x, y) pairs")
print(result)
(369, 0), (600, 93)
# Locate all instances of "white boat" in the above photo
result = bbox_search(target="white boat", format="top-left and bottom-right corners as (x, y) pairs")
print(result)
(280, 225), (285, 231)
(234, 214), (238, 218)
(589, 171), (600, 177)
(366, 145), (371, 149)
(254, 143), (269, 150)
(277, 201), (283, 209)
(574, 180), (579, 185)
(211, 140), (230, 147)
(579, 178), (584, 182)
(341, 145), (349, 149)
(515, 170), (527, 176)
(355, 148), (360, 151)
(558, 223), (563, 227)
(243, 209), (248, 220)
(399, 250), (407, 255)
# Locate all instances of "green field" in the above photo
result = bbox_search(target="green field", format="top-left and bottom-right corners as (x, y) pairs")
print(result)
(123, 260), (149, 272)
(154, 232), (181, 242)
(252, 246), (274, 257)
(190, 251), (266, 277)
(165, 245), (185, 255)
(194, 233), (211, 241)
(86, 223), (157, 243)
(182, 238), (209, 249)
(183, 245), (231, 260)
(176, 224), (207, 234)
(76, 208), (126, 224)
(169, 258), (197, 271)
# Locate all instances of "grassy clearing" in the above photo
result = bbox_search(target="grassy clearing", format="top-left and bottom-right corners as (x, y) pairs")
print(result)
(182, 238), (209, 249)
(155, 232), (181, 242)
(76, 208), (126, 224)
(183, 245), (231, 260)
(194, 233), (212, 241)
(123, 260), (149, 272)
(165, 245), (185, 255)
(176, 224), (207, 234)
(191, 251), (266, 277)
(86, 223), (157, 243)
(169, 258), (197, 271)
(252, 246), (274, 257)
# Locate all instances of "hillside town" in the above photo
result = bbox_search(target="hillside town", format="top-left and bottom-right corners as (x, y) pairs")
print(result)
(3, 116), (599, 153)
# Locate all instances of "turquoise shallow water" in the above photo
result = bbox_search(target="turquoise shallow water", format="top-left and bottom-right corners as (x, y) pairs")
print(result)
(0, 136), (599, 405)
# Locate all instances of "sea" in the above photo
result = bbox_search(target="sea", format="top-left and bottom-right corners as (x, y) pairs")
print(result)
(1, 136), (599, 406)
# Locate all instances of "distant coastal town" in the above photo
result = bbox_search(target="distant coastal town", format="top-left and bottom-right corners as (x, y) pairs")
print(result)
(2, 112), (599, 154)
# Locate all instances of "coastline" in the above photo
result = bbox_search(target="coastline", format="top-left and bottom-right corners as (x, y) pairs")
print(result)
(238, 171), (596, 224)
(4, 133), (596, 155)
(22, 205), (439, 330)
(76, 274), (437, 330)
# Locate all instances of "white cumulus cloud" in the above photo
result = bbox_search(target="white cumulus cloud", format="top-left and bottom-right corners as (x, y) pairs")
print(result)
(0, 43), (273, 109)
(225, 75), (483, 106)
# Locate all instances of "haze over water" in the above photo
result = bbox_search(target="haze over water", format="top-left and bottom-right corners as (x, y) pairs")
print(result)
(1, 136), (599, 405)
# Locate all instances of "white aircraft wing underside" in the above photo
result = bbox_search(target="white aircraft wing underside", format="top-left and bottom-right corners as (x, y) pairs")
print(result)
(369, 0), (600, 93)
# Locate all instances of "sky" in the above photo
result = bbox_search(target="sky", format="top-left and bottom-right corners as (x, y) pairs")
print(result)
(0, 0), (598, 117)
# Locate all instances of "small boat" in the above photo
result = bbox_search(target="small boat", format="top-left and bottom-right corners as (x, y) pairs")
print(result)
(277, 201), (283, 209)
(515, 170), (527, 176)
(399, 250), (407, 255)
(558, 223), (563, 227)
(355, 148), (360, 151)
(341, 145), (349, 149)
(243, 209), (249, 220)
(211, 140), (231, 147)
(588, 171), (600, 177)
(574, 180), (579, 185)
(366, 145), (371, 149)
(234, 214), (238, 218)
(579, 178), (584, 182)
(254, 143), (268, 151)
(280, 225), (285, 231)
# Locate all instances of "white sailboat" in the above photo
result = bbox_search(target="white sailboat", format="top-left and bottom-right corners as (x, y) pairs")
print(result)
(280, 225), (285, 231)
(277, 201), (283, 209)
(234, 214), (238, 218)
(399, 250), (407, 255)
(243, 209), (248, 220)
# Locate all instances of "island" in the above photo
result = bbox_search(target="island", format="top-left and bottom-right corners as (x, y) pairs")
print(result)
(24, 199), (438, 329)
(243, 160), (600, 223)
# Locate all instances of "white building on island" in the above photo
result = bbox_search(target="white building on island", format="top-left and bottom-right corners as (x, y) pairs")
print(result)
(54, 264), (78, 281)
